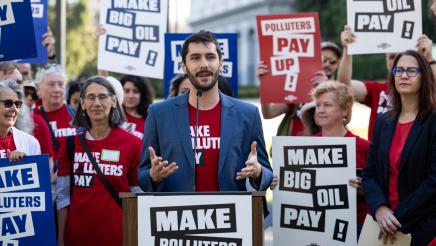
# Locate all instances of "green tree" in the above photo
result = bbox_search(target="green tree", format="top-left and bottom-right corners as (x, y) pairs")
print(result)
(48, 0), (97, 80)
(65, 0), (97, 80)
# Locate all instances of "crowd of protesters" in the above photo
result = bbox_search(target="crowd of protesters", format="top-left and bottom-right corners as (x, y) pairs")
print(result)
(1, 2), (436, 245)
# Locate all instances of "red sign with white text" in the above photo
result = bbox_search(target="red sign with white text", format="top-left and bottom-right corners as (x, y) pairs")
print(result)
(257, 13), (322, 103)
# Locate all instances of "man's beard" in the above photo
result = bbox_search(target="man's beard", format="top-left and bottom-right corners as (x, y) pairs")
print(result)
(186, 68), (219, 92)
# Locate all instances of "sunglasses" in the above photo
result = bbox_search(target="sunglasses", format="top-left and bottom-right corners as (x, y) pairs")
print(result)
(0, 99), (22, 108)
(322, 56), (337, 65)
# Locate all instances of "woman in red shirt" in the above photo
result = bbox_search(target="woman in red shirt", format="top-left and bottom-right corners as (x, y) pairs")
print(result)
(362, 50), (436, 245)
(56, 76), (142, 246)
(119, 75), (154, 138)
(301, 81), (370, 238)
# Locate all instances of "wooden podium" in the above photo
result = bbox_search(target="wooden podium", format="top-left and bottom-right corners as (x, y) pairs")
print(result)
(120, 192), (266, 246)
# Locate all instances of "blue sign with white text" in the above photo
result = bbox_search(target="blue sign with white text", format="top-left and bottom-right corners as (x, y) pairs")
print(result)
(0, 155), (56, 246)
(20, 0), (48, 64)
(0, 0), (37, 62)
(164, 33), (238, 98)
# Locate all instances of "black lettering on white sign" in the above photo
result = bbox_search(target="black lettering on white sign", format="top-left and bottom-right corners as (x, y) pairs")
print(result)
(279, 167), (316, 192)
(106, 9), (135, 27)
(313, 184), (349, 210)
(383, 0), (414, 13)
(283, 145), (347, 168)
(354, 13), (394, 32)
(401, 21), (414, 39)
(280, 204), (325, 232)
(150, 204), (237, 236)
(333, 219), (349, 242)
(105, 35), (140, 57)
(155, 235), (242, 246)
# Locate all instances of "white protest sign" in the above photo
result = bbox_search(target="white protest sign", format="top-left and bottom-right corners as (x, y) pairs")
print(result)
(138, 194), (252, 246)
(273, 136), (357, 245)
(347, 0), (422, 54)
(98, 0), (168, 78)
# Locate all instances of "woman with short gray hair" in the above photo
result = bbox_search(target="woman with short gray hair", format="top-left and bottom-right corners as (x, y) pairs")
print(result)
(56, 76), (142, 246)
(0, 80), (40, 161)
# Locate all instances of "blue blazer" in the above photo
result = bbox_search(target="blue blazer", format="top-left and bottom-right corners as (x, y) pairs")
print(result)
(362, 112), (436, 245)
(138, 92), (273, 192)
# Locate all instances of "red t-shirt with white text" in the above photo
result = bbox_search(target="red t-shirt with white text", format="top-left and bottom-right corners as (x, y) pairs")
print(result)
(388, 121), (414, 211)
(189, 103), (221, 192)
(32, 114), (54, 156)
(57, 127), (141, 246)
(0, 133), (16, 158)
(364, 81), (390, 140)
(34, 104), (77, 157)
(125, 112), (145, 136)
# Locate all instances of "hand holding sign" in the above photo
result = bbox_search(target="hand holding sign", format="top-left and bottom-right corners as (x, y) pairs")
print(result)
(42, 26), (55, 58)
(341, 25), (356, 48)
(416, 35), (433, 62)
(148, 146), (178, 183)
(236, 141), (262, 181)
(7, 149), (25, 162)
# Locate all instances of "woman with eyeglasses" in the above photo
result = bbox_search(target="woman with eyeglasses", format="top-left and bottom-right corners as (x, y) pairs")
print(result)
(362, 50), (436, 245)
(56, 76), (141, 246)
(0, 80), (40, 161)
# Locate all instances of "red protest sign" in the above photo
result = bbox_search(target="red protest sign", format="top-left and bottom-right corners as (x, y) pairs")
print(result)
(257, 13), (322, 103)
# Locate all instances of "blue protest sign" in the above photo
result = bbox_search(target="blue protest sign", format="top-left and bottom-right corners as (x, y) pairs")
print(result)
(20, 0), (48, 64)
(164, 33), (238, 98)
(0, 155), (56, 246)
(0, 0), (37, 62)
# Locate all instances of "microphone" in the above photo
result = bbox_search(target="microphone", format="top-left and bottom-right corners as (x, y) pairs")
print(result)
(196, 89), (203, 97)
(193, 89), (202, 191)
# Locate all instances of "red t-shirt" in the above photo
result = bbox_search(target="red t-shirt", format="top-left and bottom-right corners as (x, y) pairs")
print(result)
(32, 114), (54, 156)
(388, 121), (414, 211)
(0, 133), (16, 158)
(125, 112), (145, 134)
(364, 81), (390, 140)
(34, 104), (77, 157)
(57, 127), (141, 246)
(314, 131), (370, 225)
(290, 104), (305, 136)
(189, 102), (221, 192)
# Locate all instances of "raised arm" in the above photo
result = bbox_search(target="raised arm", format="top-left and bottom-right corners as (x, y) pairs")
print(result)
(337, 25), (368, 103)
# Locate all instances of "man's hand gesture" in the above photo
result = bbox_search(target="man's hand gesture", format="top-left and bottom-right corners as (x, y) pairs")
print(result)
(236, 141), (262, 181)
(148, 146), (178, 183)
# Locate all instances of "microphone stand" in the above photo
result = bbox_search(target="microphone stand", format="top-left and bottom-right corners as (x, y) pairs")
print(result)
(193, 89), (202, 191)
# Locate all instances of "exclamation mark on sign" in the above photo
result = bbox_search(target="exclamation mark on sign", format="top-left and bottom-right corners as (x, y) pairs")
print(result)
(333, 219), (348, 242)
(401, 21), (415, 39)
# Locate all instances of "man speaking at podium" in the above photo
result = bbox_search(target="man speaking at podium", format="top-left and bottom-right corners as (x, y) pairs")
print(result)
(138, 30), (272, 192)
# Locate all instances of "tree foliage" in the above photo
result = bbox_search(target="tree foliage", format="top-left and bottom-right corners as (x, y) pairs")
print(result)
(48, 0), (97, 81)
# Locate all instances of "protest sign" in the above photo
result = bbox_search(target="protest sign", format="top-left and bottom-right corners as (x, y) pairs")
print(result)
(0, 0), (37, 62)
(19, 0), (48, 64)
(164, 33), (238, 98)
(0, 155), (56, 246)
(98, 0), (168, 78)
(256, 13), (322, 104)
(347, 0), (422, 54)
(272, 136), (357, 245)
(138, 193), (252, 246)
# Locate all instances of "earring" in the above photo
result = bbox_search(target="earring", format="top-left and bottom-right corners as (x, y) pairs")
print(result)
(82, 109), (86, 116)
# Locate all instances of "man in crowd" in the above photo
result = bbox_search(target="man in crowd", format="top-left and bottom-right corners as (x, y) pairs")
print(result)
(138, 30), (272, 192)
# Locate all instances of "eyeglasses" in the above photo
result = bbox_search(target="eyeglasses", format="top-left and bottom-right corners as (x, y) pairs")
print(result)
(322, 56), (337, 65)
(0, 100), (22, 108)
(392, 67), (421, 77)
(83, 93), (113, 102)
